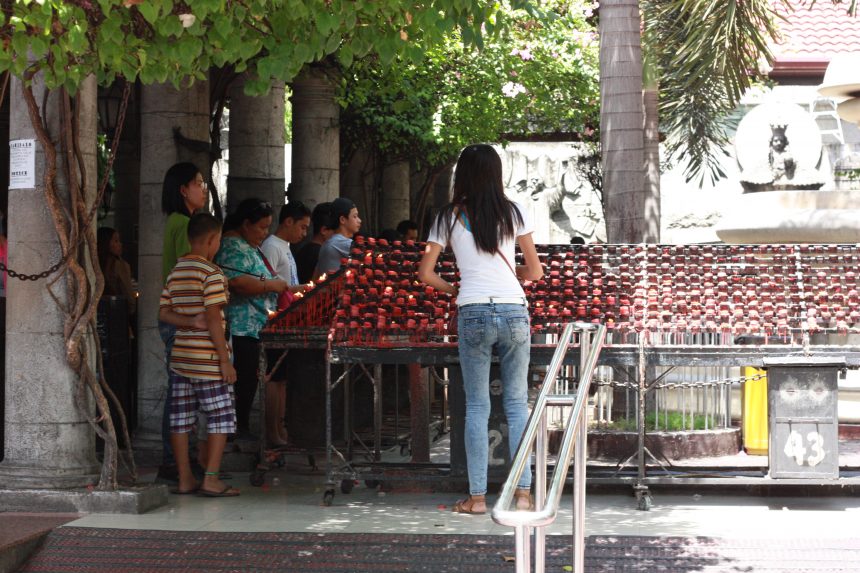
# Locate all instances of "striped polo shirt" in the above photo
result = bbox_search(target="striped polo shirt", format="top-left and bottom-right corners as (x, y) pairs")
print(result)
(160, 255), (230, 380)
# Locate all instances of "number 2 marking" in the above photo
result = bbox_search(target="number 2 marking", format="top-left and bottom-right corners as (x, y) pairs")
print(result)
(488, 430), (504, 466)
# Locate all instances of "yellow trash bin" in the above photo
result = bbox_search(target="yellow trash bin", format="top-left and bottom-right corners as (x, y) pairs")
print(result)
(742, 367), (768, 455)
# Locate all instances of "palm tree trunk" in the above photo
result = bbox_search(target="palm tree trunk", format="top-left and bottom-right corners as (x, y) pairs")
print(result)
(599, 0), (647, 243)
(643, 84), (661, 243)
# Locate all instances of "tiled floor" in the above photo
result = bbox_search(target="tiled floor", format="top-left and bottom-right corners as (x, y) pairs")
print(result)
(64, 465), (860, 542)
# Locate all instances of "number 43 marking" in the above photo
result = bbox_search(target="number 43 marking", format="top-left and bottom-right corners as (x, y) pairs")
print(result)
(783, 430), (826, 467)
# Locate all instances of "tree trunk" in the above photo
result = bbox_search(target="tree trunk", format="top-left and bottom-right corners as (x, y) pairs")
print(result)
(643, 86), (661, 242)
(599, 0), (647, 243)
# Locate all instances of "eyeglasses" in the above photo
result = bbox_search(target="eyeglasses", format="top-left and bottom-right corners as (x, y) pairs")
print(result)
(192, 178), (208, 189)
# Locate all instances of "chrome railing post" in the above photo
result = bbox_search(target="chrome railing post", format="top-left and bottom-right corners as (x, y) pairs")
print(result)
(493, 322), (606, 573)
(572, 329), (591, 570)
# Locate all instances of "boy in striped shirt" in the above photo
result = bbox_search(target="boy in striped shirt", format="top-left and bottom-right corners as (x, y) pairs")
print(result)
(159, 213), (239, 497)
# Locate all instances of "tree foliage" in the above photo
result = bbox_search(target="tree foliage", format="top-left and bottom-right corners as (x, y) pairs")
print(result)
(0, 0), (533, 93)
(338, 0), (599, 171)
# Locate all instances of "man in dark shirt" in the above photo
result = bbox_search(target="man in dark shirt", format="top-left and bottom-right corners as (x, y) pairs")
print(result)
(295, 202), (334, 284)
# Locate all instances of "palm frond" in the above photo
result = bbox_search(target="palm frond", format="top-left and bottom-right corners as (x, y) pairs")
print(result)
(643, 0), (791, 185)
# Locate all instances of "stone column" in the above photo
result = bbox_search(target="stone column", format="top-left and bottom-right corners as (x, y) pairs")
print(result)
(380, 161), (410, 231)
(0, 75), (101, 488)
(134, 80), (209, 457)
(227, 77), (285, 225)
(341, 148), (374, 228)
(290, 67), (339, 208)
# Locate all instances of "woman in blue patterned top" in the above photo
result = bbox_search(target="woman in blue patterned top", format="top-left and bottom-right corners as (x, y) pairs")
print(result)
(215, 198), (289, 439)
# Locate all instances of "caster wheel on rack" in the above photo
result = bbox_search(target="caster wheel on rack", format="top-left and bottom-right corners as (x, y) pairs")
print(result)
(341, 479), (355, 494)
(365, 480), (380, 489)
(323, 489), (335, 506)
(636, 492), (652, 511)
(250, 471), (266, 487)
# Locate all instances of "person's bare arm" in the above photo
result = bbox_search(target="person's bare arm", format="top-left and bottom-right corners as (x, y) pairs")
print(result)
(515, 233), (543, 281)
(228, 275), (288, 296)
(417, 242), (457, 296)
(159, 307), (207, 330)
(205, 304), (236, 384)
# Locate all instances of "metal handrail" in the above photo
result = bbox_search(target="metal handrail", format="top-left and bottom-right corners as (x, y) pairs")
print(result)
(492, 322), (607, 573)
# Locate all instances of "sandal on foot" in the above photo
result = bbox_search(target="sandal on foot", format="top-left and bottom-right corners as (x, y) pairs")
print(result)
(515, 488), (534, 511)
(197, 485), (240, 498)
(452, 495), (486, 515)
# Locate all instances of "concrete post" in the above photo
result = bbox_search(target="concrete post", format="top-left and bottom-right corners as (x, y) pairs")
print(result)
(0, 75), (101, 488)
(290, 67), (339, 208)
(134, 81), (209, 458)
(380, 161), (410, 231)
(227, 77), (285, 225)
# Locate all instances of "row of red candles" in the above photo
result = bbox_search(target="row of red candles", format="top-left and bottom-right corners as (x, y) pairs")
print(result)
(272, 241), (860, 338)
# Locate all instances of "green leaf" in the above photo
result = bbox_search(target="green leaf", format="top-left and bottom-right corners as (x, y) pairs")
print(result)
(316, 11), (338, 35)
(30, 36), (48, 58)
(325, 33), (341, 55)
(137, 3), (159, 25)
(338, 45), (354, 68)
(377, 38), (395, 66)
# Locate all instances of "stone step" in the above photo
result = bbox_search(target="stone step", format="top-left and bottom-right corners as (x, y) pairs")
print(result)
(0, 513), (78, 573)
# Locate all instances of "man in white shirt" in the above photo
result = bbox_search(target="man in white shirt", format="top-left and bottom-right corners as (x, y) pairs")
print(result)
(261, 201), (311, 291)
(259, 200), (311, 448)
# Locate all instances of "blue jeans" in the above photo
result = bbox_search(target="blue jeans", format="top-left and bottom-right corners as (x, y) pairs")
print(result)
(159, 320), (177, 466)
(458, 303), (532, 496)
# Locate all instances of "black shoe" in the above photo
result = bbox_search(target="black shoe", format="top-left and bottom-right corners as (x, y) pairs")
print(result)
(155, 464), (179, 483)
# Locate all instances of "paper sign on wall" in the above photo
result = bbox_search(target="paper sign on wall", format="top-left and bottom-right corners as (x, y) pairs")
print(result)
(9, 139), (35, 189)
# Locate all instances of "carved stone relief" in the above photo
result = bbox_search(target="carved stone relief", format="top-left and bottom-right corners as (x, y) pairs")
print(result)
(497, 142), (606, 244)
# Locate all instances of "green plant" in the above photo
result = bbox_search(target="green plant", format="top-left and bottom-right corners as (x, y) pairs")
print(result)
(602, 412), (709, 432)
(835, 169), (860, 181)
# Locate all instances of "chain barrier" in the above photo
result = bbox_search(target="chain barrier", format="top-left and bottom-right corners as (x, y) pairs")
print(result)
(1, 80), (131, 282)
(589, 371), (766, 391)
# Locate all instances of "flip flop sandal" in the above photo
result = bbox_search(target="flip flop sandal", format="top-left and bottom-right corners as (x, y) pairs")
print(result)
(452, 497), (486, 515)
(169, 486), (199, 495)
(197, 485), (240, 498)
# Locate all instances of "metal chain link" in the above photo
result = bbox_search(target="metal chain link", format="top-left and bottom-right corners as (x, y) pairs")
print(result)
(1, 81), (131, 282)
(589, 371), (766, 391)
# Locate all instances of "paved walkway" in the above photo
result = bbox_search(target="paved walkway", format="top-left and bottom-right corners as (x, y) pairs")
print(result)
(6, 457), (860, 571)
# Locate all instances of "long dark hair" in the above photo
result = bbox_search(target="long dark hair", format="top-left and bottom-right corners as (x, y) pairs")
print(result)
(433, 144), (522, 254)
(223, 198), (274, 232)
(161, 162), (200, 216)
